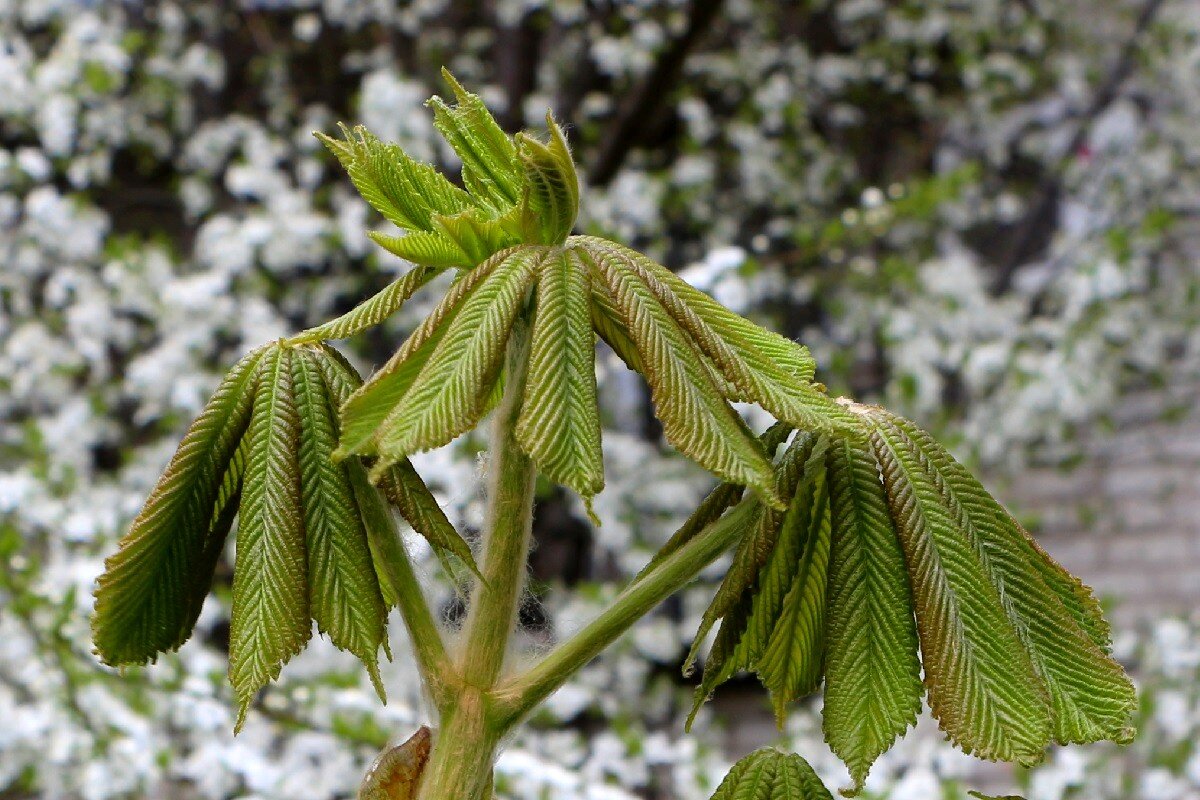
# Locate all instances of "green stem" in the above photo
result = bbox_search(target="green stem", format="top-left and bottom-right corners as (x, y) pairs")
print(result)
(383, 530), (457, 711)
(458, 312), (537, 689)
(415, 312), (536, 800)
(416, 687), (499, 800)
(490, 498), (758, 728)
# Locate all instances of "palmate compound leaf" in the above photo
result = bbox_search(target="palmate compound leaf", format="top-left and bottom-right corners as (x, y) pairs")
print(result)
(821, 435), (923, 795)
(686, 433), (827, 728)
(873, 411), (1136, 746)
(866, 411), (1052, 765)
(315, 343), (480, 579)
(366, 246), (546, 474)
(318, 73), (532, 272)
(92, 346), (263, 666)
(578, 241), (782, 509)
(229, 346), (312, 730)
(292, 346), (389, 700)
(515, 247), (604, 512)
(709, 749), (834, 800)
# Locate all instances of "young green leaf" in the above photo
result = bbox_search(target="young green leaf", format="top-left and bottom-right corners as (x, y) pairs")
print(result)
(822, 436), (922, 795)
(346, 453), (408, 612)
(580, 242), (781, 509)
(515, 247), (604, 509)
(315, 124), (472, 233)
(869, 417), (1051, 764)
(369, 247), (544, 471)
(229, 346), (311, 731)
(756, 438), (832, 725)
(92, 346), (263, 666)
(516, 114), (579, 244)
(881, 412), (1136, 746)
(687, 433), (817, 669)
(431, 208), (523, 267)
(292, 347), (389, 700)
(312, 343), (480, 578)
(428, 69), (522, 214)
(376, 459), (480, 579)
(369, 230), (475, 269)
(1021, 532), (1112, 651)
(589, 280), (645, 373)
(709, 749), (834, 800)
(337, 248), (516, 458)
(290, 265), (443, 344)
(576, 238), (857, 434)
(686, 434), (823, 725)
(730, 439), (828, 669)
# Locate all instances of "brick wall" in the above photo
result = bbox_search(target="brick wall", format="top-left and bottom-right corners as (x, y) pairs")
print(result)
(996, 369), (1200, 628)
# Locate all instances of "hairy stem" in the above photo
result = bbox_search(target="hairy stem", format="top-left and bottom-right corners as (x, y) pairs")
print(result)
(416, 687), (499, 800)
(416, 312), (536, 800)
(381, 529), (456, 711)
(491, 498), (758, 728)
(459, 312), (537, 688)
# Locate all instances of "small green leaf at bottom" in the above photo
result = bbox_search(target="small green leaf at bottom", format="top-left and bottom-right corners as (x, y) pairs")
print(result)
(710, 749), (833, 800)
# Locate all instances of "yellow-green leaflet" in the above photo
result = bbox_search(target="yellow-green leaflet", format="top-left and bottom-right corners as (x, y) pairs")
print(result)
(376, 460), (481, 580)
(316, 343), (480, 578)
(686, 433), (824, 727)
(878, 411), (1136, 746)
(428, 69), (523, 213)
(229, 347), (311, 731)
(92, 346), (263, 666)
(515, 114), (579, 245)
(708, 749), (833, 800)
(869, 416), (1051, 764)
(515, 247), (604, 508)
(580, 241), (781, 509)
(370, 230), (474, 269)
(589, 279), (644, 373)
(292, 346), (389, 701)
(583, 239), (858, 435)
(337, 247), (519, 459)
(290, 265), (444, 344)
(821, 436), (922, 795)
(755, 437), (832, 725)
(369, 247), (544, 472)
(316, 124), (471, 233)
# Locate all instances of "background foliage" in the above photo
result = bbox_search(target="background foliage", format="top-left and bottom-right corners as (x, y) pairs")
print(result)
(1, 0), (1198, 798)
